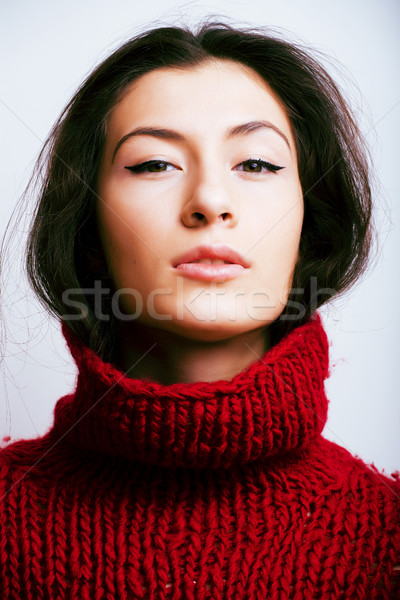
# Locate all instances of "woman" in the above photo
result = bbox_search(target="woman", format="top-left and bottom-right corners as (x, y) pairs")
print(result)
(0, 21), (399, 599)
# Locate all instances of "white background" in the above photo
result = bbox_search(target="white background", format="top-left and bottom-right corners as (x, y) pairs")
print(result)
(1, 0), (399, 474)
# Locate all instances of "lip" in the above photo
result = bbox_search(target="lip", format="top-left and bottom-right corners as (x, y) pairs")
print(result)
(172, 243), (249, 282)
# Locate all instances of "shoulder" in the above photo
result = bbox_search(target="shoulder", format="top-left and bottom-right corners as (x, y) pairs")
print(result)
(277, 436), (400, 527)
(316, 436), (399, 492)
(0, 434), (54, 494)
(0, 419), (84, 502)
(315, 438), (400, 588)
(303, 436), (400, 535)
(305, 436), (399, 495)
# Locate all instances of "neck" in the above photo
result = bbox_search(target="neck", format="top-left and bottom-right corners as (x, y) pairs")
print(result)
(116, 323), (270, 384)
(59, 313), (328, 467)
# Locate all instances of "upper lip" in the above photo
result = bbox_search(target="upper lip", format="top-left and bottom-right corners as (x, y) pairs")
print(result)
(172, 244), (250, 268)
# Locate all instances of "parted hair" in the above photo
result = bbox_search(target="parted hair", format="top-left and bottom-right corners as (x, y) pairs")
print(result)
(24, 21), (372, 361)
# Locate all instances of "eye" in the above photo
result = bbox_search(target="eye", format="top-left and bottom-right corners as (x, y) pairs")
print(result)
(125, 160), (179, 174)
(234, 159), (284, 174)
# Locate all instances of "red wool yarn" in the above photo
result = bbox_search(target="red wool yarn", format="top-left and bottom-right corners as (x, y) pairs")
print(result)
(0, 314), (399, 598)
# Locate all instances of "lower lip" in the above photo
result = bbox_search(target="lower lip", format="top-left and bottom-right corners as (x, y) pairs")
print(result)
(174, 263), (246, 281)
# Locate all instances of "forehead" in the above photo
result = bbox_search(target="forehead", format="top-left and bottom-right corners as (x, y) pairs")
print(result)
(105, 59), (294, 143)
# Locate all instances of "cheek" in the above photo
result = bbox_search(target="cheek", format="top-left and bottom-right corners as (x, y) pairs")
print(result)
(96, 191), (166, 281)
(251, 178), (303, 251)
(250, 186), (303, 289)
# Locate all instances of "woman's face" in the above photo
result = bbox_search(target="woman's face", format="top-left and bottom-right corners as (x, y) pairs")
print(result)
(97, 59), (303, 341)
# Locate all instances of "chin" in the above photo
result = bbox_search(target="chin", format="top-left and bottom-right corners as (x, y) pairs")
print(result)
(154, 318), (270, 344)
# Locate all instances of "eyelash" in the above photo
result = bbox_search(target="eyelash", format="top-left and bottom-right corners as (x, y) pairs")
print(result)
(125, 158), (284, 175)
(235, 159), (284, 174)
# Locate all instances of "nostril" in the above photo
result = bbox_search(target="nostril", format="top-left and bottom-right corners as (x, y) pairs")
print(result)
(220, 212), (230, 221)
(193, 212), (205, 221)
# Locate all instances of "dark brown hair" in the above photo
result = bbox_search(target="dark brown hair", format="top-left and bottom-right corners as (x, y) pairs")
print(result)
(24, 21), (372, 360)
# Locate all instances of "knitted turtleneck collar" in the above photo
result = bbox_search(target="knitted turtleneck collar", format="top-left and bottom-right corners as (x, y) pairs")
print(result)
(54, 314), (329, 469)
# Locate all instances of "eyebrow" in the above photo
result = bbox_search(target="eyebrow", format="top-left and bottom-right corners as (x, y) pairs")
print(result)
(112, 120), (291, 162)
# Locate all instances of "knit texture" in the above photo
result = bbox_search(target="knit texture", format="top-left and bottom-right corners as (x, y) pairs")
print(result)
(0, 314), (399, 599)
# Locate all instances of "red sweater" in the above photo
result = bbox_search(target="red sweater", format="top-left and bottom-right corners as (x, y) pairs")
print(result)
(0, 315), (399, 599)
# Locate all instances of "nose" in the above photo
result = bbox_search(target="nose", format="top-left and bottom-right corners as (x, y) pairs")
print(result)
(180, 175), (239, 228)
